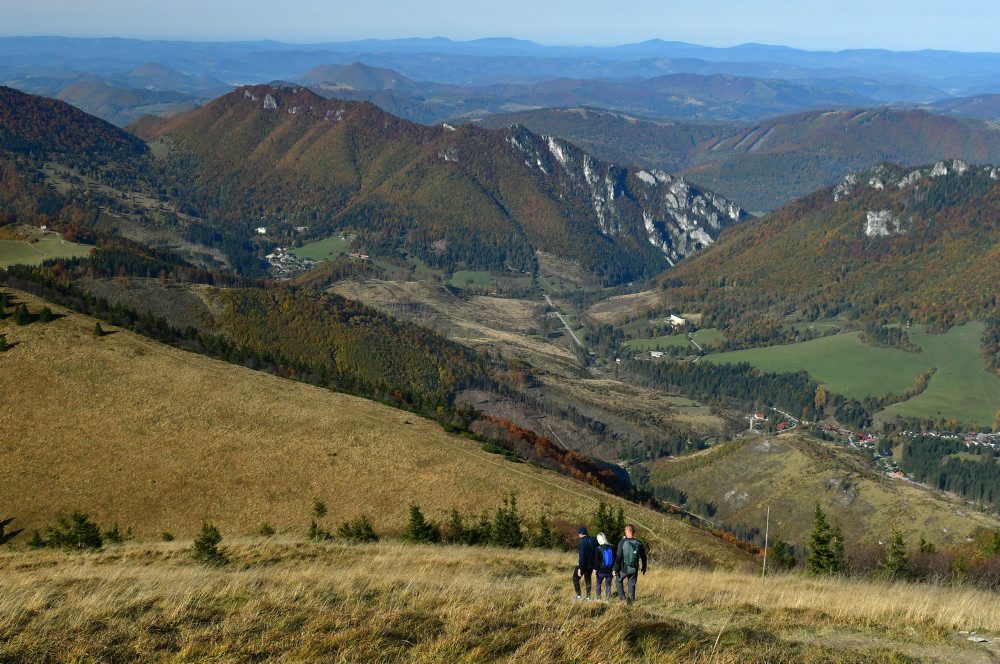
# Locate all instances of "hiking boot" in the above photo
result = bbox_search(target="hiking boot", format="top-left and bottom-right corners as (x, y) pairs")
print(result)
(573, 595), (583, 601)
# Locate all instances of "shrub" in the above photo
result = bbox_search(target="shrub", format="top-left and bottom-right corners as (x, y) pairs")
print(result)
(336, 515), (379, 543)
(490, 493), (523, 548)
(403, 504), (440, 543)
(103, 523), (133, 545)
(526, 514), (563, 549)
(93, 322), (105, 337)
(444, 509), (492, 546)
(259, 523), (276, 537)
(44, 511), (103, 551)
(192, 523), (227, 565)
(38, 306), (54, 323)
(13, 304), (31, 326)
(161, 531), (175, 542)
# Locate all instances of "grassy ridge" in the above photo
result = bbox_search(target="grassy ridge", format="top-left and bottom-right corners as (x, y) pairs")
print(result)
(653, 432), (1000, 548)
(0, 288), (743, 567)
(2, 539), (998, 662)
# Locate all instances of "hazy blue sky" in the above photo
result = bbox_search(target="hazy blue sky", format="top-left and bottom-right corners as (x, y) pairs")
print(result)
(4, 0), (999, 51)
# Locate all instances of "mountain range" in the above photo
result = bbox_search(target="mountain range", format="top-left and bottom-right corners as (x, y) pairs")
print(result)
(131, 84), (748, 283)
(478, 105), (1000, 210)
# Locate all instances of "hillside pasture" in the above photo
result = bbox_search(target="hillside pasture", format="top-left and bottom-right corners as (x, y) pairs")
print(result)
(704, 322), (1000, 427)
(0, 287), (741, 567)
(0, 235), (93, 268)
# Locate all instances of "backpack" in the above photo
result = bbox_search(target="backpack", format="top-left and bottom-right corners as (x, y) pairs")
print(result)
(622, 538), (642, 568)
(599, 544), (614, 570)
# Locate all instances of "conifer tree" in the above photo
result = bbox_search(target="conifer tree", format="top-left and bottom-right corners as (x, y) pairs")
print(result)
(192, 523), (227, 565)
(13, 303), (30, 326)
(403, 504), (440, 543)
(490, 493), (523, 548)
(807, 504), (835, 575)
(769, 536), (796, 570)
(884, 529), (914, 580)
(93, 322), (105, 337)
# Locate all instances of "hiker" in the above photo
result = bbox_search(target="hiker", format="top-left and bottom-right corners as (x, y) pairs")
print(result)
(613, 524), (647, 605)
(594, 532), (616, 601)
(572, 526), (597, 600)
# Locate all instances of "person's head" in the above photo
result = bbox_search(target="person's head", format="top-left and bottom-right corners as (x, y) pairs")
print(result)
(577, 526), (588, 539)
(596, 532), (608, 546)
(624, 524), (635, 538)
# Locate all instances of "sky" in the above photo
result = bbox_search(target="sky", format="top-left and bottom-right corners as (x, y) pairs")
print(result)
(3, 0), (1000, 52)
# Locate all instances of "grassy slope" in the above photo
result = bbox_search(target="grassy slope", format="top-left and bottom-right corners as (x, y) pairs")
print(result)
(653, 432), (1000, 548)
(0, 236), (93, 268)
(3, 539), (1000, 663)
(0, 287), (742, 568)
(703, 323), (1000, 427)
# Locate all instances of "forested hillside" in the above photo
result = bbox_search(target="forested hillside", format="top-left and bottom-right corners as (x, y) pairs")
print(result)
(657, 160), (1000, 335)
(134, 84), (748, 284)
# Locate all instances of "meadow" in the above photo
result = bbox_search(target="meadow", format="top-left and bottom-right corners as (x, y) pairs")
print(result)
(0, 287), (737, 566)
(704, 322), (1000, 427)
(1, 539), (998, 662)
(0, 235), (93, 268)
(626, 328), (725, 352)
(289, 234), (353, 261)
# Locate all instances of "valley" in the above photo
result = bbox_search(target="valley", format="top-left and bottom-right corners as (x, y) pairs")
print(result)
(3, 25), (1000, 661)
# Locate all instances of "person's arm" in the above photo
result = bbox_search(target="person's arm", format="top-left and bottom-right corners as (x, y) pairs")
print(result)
(640, 542), (648, 574)
(577, 539), (586, 570)
(613, 540), (624, 575)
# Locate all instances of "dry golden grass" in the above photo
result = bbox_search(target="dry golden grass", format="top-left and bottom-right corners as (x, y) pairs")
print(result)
(585, 290), (663, 326)
(0, 287), (740, 568)
(330, 278), (580, 375)
(656, 432), (1000, 548)
(2, 538), (996, 662)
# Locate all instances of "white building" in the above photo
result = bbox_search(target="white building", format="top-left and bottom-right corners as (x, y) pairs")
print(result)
(668, 315), (686, 328)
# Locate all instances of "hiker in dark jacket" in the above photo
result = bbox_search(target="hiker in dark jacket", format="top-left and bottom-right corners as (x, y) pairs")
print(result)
(613, 524), (648, 605)
(594, 532), (616, 601)
(572, 526), (597, 601)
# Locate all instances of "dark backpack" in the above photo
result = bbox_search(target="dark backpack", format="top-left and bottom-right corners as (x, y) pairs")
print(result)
(622, 538), (642, 568)
(598, 544), (614, 570)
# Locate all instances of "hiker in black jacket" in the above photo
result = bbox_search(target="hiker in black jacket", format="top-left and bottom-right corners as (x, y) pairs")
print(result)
(613, 524), (647, 605)
(572, 526), (597, 601)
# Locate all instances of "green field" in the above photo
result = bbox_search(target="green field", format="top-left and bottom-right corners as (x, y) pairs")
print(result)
(450, 270), (493, 289)
(705, 322), (1000, 427)
(289, 235), (352, 261)
(0, 237), (93, 268)
(626, 328), (725, 352)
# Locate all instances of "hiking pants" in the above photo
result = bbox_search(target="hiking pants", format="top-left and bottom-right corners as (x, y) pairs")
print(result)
(596, 572), (613, 599)
(616, 568), (638, 602)
(572, 567), (593, 597)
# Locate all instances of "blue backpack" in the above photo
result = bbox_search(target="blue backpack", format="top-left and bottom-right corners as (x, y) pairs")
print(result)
(600, 544), (614, 569)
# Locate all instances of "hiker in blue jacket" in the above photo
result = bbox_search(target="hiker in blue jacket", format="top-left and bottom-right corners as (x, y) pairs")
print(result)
(594, 532), (616, 601)
(613, 524), (648, 605)
(572, 526), (597, 600)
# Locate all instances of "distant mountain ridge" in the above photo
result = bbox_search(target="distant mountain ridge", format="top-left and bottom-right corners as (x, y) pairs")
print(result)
(479, 105), (1000, 210)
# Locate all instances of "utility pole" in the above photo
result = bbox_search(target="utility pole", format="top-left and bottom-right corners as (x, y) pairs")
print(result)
(761, 504), (770, 578)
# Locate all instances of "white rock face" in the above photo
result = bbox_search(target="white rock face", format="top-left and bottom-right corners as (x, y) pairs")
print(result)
(502, 125), (747, 263)
(930, 161), (949, 177)
(865, 209), (905, 237)
(263, 94), (278, 110)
